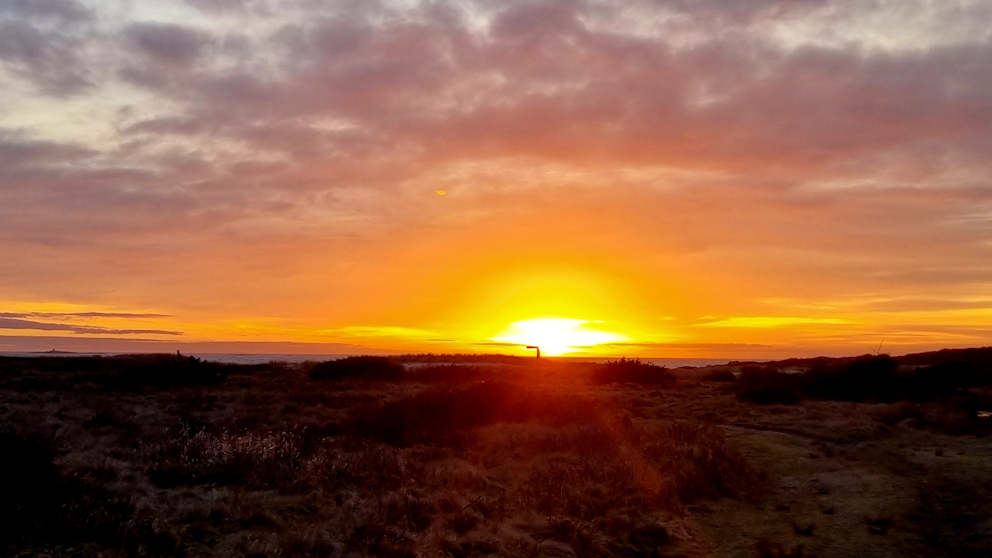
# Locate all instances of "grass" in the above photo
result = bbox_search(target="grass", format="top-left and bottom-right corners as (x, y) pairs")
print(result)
(0, 355), (765, 557)
(10, 349), (991, 556)
(346, 382), (600, 446)
(0, 428), (178, 555)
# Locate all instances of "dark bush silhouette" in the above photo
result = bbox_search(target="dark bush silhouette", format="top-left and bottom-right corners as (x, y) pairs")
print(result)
(97, 353), (228, 387)
(310, 356), (404, 381)
(737, 366), (802, 404)
(733, 355), (987, 405)
(701, 370), (736, 382)
(591, 358), (675, 385)
(802, 355), (899, 402)
(905, 361), (987, 399)
(731, 351), (992, 407)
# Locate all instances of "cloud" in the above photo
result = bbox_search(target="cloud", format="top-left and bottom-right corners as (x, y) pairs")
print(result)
(0, 0), (91, 24)
(697, 317), (853, 329)
(1, 0), (992, 352)
(0, 317), (181, 336)
(184, 0), (270, 16)
(0, 0), (94, 95)
(0, 20), (91, 94)
(125, 22), (212, 67)
(0, 312), (172, 319)
(102, 0), (991, 185)
(0, 130), (96, 169)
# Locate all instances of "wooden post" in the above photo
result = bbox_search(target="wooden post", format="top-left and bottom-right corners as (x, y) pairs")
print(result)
(526, 346), (540, 359)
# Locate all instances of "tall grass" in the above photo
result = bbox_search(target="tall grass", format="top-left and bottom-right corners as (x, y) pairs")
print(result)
(147, 424), (307, 489)
(347, 382), (599, 446)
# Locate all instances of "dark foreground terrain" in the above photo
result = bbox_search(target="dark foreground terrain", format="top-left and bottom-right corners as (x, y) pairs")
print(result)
(2, 349), (991, 557)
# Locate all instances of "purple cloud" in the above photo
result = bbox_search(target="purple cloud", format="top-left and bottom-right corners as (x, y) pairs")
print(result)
(125, 22), (212, 67)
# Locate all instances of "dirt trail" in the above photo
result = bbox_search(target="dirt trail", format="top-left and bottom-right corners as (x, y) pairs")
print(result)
(681, 416), (992, 557)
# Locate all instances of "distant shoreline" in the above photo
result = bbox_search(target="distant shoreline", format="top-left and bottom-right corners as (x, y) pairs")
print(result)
(0, 351), (738, 368)
(4, 346), (991, 370)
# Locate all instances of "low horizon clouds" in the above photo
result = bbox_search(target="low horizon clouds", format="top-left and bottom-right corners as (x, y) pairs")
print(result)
(0, 317), (182, 336)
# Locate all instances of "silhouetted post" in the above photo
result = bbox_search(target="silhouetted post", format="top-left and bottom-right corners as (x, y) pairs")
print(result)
(526, 346), (540, 359)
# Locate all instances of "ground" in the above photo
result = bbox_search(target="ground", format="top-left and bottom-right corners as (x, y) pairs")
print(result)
(1, 353), (990, 557)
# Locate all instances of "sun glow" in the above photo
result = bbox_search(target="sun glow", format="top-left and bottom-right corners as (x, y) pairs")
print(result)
(491, 318), (629, 356)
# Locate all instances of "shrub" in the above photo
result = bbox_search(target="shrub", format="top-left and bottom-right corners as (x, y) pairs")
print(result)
(591, 358), (675, 385)
(310, 356), (404, 381)
(701, 370), (736, 382)
(737, 367), (801, 405)
(802, 355), (899, 402)
(736, 355), (992, 406)
(101, 353), (228, 387)
(902, 361), (985, 400)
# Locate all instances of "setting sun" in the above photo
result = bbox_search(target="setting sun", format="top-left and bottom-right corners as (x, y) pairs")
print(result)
(490, 318), (629, 356)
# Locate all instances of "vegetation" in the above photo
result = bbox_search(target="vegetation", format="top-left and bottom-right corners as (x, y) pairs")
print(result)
(591, 357), (676, 385)
(3, 347), (992, 556)
(309, 355), (404, 381)
(737, 354), (992, 407)
(701, 369), (737, 382)
(0, 354), (760, 557)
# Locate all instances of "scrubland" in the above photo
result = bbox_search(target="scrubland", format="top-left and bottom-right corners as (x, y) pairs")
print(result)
(2, 350), (991, 557)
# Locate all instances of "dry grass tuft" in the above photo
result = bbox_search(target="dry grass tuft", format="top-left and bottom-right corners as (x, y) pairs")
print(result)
(792, 520), (816, 536)
(755, 537), (805, 558)
(866, 515), (893, 535)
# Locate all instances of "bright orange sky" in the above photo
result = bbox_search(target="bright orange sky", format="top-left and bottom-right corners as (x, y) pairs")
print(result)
(2, 1), (992, 358)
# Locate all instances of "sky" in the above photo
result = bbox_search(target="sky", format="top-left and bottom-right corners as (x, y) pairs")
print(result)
(2, 0), (992, 358)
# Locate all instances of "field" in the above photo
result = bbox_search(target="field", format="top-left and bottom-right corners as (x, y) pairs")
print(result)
(2, 350), (992, 557)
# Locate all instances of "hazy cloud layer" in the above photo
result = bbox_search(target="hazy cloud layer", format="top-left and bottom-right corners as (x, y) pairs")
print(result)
(2, 0), (991, 352)
(0, 317), (181, 336)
